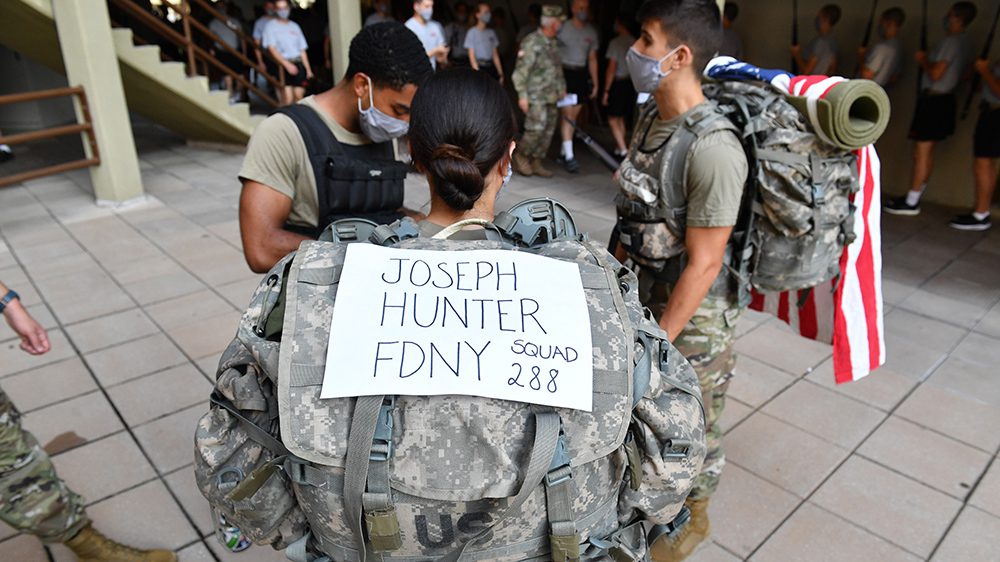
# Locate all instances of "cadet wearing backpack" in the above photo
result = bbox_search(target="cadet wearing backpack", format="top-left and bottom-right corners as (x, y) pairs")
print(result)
(196, 69), (706, 561)
(614, 2), (747, 560)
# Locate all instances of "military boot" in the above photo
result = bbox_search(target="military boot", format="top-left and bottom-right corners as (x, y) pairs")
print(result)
(65, 525), (177, 562)
(513, 152), (534, 176)
(531, 158), (554, 178)
(650, 498), (710, 562)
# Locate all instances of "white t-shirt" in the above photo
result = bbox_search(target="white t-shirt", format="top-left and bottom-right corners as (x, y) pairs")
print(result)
(405, 16), (446, 70)
(922, 33), (974, 94)
(557, 22), (598, 68)
(864, 37), (902, 86)
(464, 27), (499, 62)
(210, 17), (241, 51)
(805, 34), (837, 75)
(262, 20), (308, 61)
(252, 16), (273, 43)
(605, 34), (634, 80)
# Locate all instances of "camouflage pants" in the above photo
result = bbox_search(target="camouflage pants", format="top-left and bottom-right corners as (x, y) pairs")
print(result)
(0, 386), (88, 543)
(519, 102), (558, 159)
(637, 269), (742, 501)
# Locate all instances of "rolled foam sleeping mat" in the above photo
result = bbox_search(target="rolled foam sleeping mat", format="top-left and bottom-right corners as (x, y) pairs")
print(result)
(784, 79), (891, 150)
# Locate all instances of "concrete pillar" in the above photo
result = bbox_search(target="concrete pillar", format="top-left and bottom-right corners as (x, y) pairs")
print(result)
(328, 0), (362, 82)
(52, 0), (143, 203)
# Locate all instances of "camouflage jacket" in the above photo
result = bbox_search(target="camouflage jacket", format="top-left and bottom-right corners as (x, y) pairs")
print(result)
(512, 30), (566, 104)
(194, 217), (706, 561)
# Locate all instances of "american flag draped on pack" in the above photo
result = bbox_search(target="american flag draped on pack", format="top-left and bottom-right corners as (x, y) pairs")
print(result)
(706, 59), (886, 383)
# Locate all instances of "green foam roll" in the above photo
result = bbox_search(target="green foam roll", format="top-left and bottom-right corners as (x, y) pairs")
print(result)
(785, 79), (891, 150)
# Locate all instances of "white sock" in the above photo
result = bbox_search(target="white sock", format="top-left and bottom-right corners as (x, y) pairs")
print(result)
(0, 144), (10, 153)
(973, 211), (990, 221)
(562, 141), (574, 160)
(905, 189), (922, 207)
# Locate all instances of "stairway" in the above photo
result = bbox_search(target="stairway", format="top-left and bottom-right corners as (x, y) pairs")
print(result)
(0, 0), (262, 145)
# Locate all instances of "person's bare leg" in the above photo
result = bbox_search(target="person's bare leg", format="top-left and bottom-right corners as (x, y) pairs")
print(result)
(909, 140), (936, 196)
(282, 86), (295, 106)
(973, 157), (998, 214)
(608, 116), (626, 153)
(293, 86), (305, 103)
(223, 75), (234, 99)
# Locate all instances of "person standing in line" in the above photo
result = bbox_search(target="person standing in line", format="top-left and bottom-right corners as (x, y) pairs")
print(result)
(511, 5), (566, 179)
(602, 15), (637, 158)
(465, 3), (504, 83)
(720, 2), (742, 59)
(209, 2), (247, 104)
(555, 0), (599, 173)
(858, 7), (906, 87)
(949, 57), (1000, 231)
(252, 0), (276, 80)
(445, 1), (471, 67)
(516, 3), (543, 47)
(791, 4), (841, 75)
(885, 1), (977, 216)
(365, 0), (394, 27)
(406, 0), (450, 70)
(262, 0), (313, 105)
(0, 281), (176, 562)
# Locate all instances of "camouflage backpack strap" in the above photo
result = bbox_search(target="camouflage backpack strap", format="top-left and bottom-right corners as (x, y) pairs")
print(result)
(318, 217), (381, 243)
(369, 217), (420, 246)
(493, 198), (580, 247)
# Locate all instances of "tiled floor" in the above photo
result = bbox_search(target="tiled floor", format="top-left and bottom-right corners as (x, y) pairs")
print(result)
(1, 122), (999, 562)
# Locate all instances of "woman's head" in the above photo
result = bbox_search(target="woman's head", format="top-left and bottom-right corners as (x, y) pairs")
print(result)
(409, 69), (517, 211)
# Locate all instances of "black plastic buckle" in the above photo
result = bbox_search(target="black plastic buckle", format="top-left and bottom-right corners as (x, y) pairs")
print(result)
(661, 438), (692, 461)
(370, 397), (396, 462)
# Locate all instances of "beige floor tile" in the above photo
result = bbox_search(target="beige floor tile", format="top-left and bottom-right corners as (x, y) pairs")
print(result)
(970, 460), (1000, 518)
(805, 359), (917, 411)
(976, 301), (1000, 339)
(194, 354), (222, 378)
(13, 238), (84, 266)
(144, 289), (235, 331)
(178, 542), (216, 561)
(708, 464), (800, 558)
(45, 282), (136, 326)
(728, 356), (796, 407)
(720, 398), (753, 434)
(950, 331), (1000, 369)
(925, 354), (1000, 408)
(882, 333), (950, 380)
(83, 479), (199, 551)
(1, 357), (97, 412)
(751, 503), (921, 562)
(895, 384), (1000, 452)
(930, 507), (1000, 562)
(133, 405), (208, 472)
(23, 253), (103, 282)
(182, 251), (255, 287)
(0, 265), (43, 305)
(897, 289), (988, 330)
(65, 308), (160, 354)
(0, 521), (17, 542)
(164, 465), (215, 536)
(686, 542), (741, 562)
(49, 432), (156, 503)
(726, 413), (849, 497)
(0, 329), (76, 377)
(20, 391), (124, 447)
(85, 333), (188, 387)
(217, 276), (263, 309)
(883, 308), (969, 353)
(123, 268), (207, 307)
(734, 323), (831, 376)
(166, 311), (241, 359)
(106, 364), (211, 426)
(813, 456), (962, 558)
(858, 416), (991, 499)
(0, 534), (50, 561)
(762, 380), (886, 448)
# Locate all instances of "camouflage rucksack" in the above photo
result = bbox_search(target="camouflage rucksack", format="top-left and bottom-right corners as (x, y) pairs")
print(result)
(195, 200), (707, 562)
(615, 81), (858, 299)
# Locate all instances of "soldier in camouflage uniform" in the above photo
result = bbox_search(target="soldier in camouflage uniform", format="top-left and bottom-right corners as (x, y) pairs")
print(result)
(0, 280), (176, 561)
(613, 2), (747, 561)
(511, 5), (566, 179)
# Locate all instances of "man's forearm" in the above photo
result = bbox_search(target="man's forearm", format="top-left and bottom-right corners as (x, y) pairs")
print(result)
(301, 51), (313, 74)
(248, 229), (310, 272)
(658, 260), (722, 341)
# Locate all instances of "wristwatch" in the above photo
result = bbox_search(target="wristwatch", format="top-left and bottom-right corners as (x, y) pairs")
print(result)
(0, 289), (19, 314)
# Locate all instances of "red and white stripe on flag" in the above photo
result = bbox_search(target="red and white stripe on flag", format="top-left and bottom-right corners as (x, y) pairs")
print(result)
(749, 75), (886, 384)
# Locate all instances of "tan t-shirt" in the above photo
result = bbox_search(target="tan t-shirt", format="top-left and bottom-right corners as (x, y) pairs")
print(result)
(644, 104), (747, 229)
(239, 96), (372, 228)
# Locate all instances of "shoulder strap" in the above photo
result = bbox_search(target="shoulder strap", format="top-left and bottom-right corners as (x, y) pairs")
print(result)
(275, 104), (346, 232)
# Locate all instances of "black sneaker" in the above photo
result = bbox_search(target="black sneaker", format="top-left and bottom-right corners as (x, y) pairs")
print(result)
(563, 157), (580, 173)
(884, 196), (920, 216)
(0, 148), (12, 164)
(949, 213), (992, 231)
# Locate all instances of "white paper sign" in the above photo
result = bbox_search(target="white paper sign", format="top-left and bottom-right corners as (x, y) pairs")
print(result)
(321, 244), (594, 411)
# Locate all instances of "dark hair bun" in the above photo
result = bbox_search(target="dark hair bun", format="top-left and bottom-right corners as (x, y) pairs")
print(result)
(428, 144), (483, 210)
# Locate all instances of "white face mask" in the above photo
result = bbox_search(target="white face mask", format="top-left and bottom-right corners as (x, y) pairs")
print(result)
(625, 45), (682, 94)
(357, 76), (410, 143)
(419, 7), (434, 20)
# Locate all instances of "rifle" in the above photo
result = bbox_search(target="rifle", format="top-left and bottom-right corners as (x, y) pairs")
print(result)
(561, 116), (621, 172)
(916, 0), (928, 93)
(961, 3), (1000, 119)
(855, 0), (880, 76)
(791, 0), (799, 73)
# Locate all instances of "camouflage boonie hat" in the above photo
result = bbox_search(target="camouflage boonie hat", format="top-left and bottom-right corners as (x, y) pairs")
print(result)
(542, 4), (567, 20)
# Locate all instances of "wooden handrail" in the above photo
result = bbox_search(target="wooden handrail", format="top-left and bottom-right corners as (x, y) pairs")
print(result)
(0, 87), (101, 189)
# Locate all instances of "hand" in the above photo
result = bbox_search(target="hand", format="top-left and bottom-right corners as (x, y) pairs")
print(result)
(590, 85), (598, 100)
(790, 44), (801, 57)
(602, 91), (609, 106)
(3, 301), (50, 355)
(974, 58), (990, 75)
(285, 62), (299, 75)
(915, 50), (927, 65)
(499, 75), (505, 86)
(518, 98), (529, 113)
(306, 70), (314, 80)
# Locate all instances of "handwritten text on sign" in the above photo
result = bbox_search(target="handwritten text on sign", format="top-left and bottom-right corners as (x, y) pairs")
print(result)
(321, 244), (594, 411)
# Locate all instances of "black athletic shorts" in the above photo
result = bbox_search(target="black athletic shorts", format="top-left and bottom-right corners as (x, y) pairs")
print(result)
(974, 105), (1000, 158)
(606, 78), (636, 118)
(563, 66), (591, 102)
(477, 61), (501, 82)
(285, 61), (309, 88)
(908, 93), (957, 142)
(217, 51), (246, 76)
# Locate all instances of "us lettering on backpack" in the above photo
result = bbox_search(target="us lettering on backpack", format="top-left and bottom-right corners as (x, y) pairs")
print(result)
(321, 244), (595, 411)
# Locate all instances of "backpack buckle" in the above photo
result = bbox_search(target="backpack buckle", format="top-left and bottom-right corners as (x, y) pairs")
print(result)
(661, 438), (692, 461)
(369, 397), (396, 462)
(545, 426), (573, 487)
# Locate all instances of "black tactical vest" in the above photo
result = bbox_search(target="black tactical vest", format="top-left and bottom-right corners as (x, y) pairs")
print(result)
(276, 104), (408, 238)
